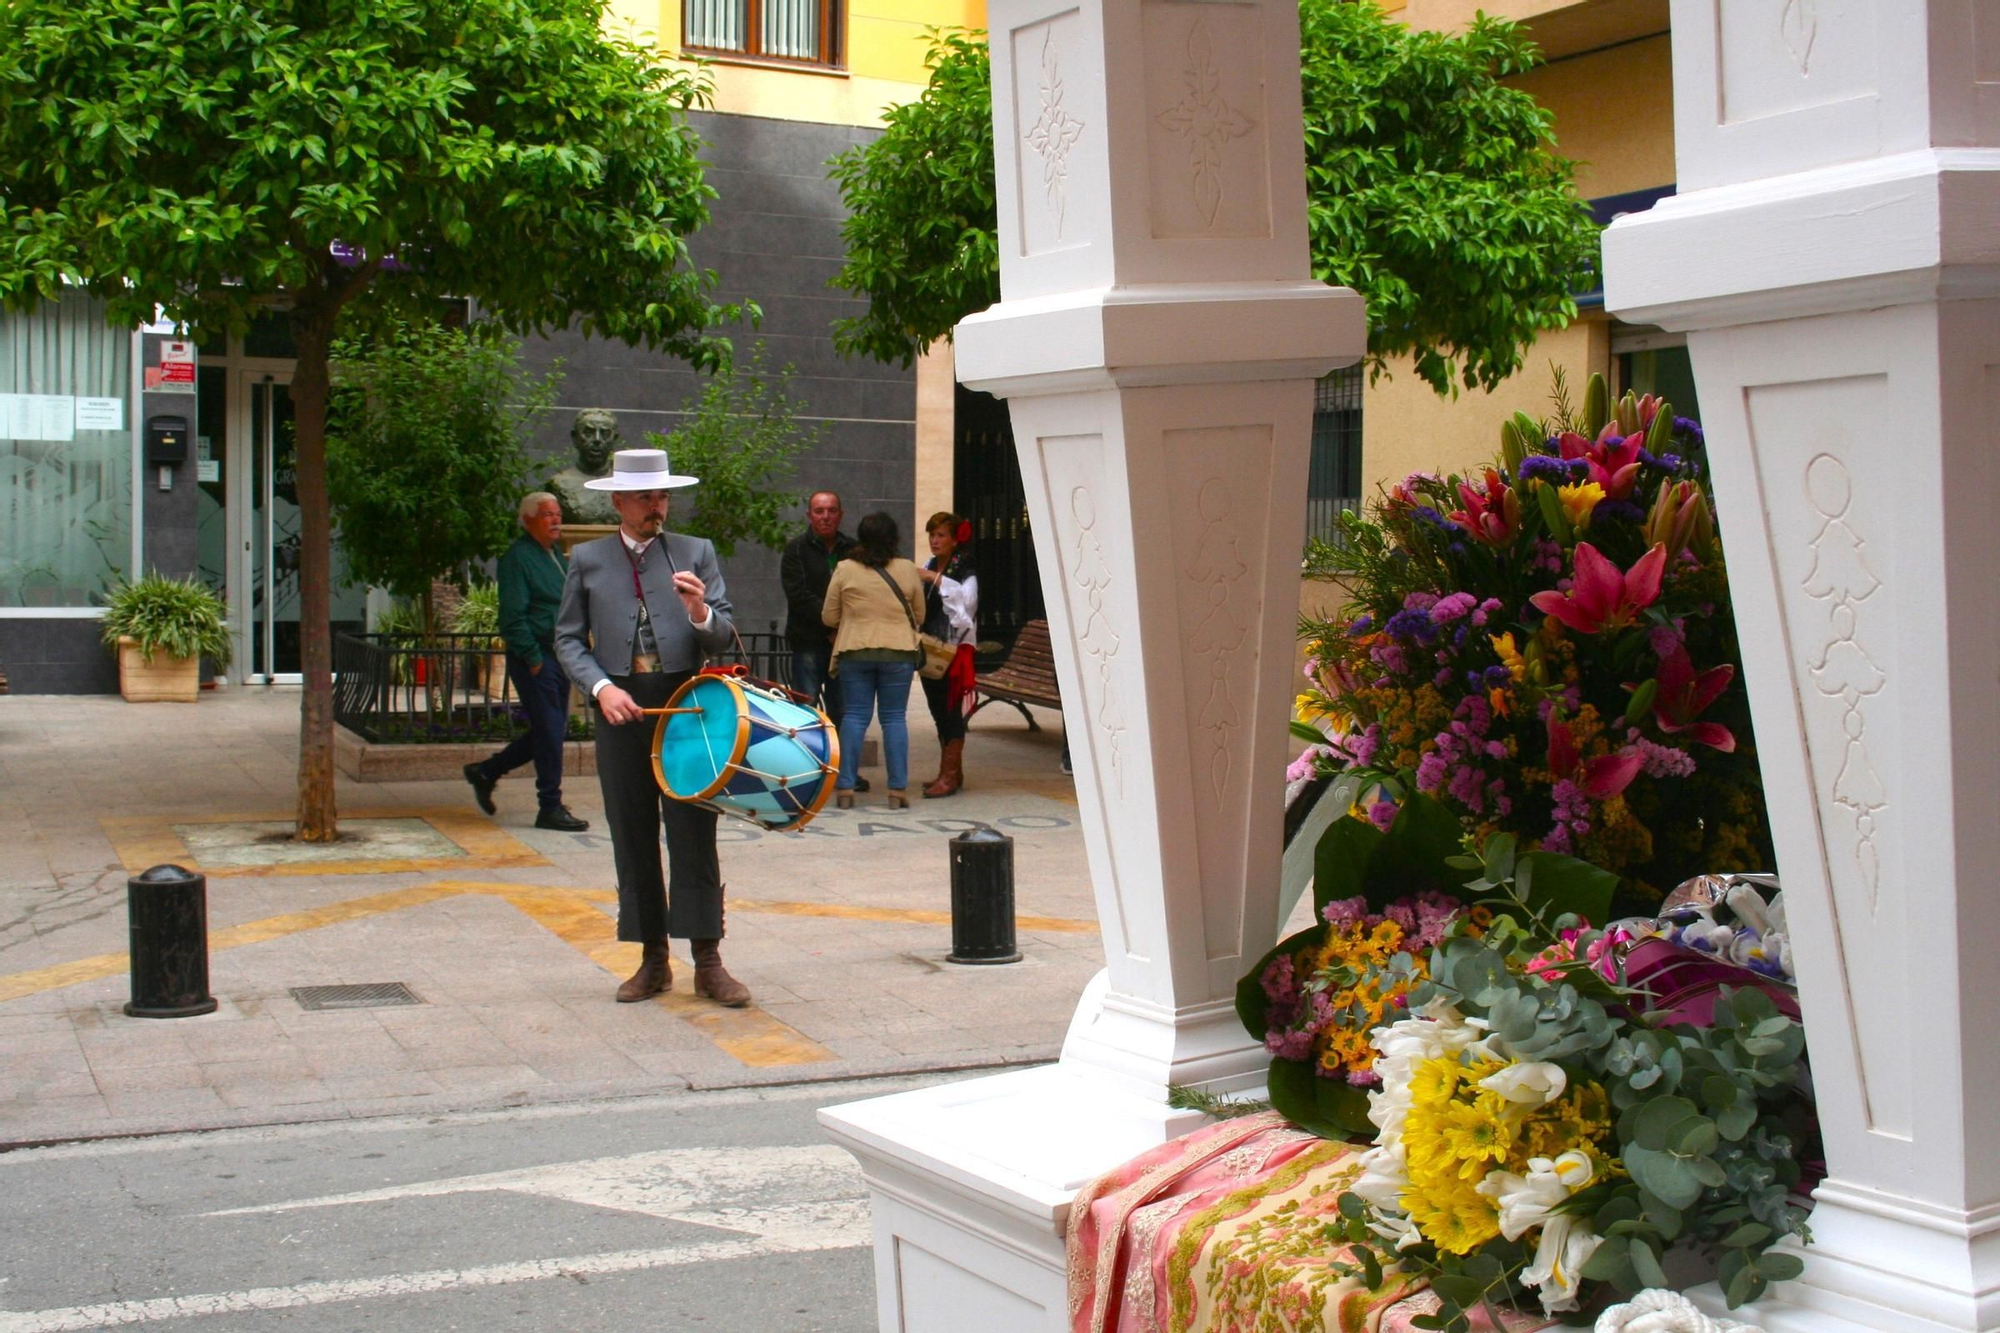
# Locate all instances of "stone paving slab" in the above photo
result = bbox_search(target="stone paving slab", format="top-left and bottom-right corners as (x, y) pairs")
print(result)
(0, 689), (1098, 1146)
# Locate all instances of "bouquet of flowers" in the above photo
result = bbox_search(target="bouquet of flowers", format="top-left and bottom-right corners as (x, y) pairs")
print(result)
(1294, 374), (1773, 903)
(1240, 799), (1815, 1329)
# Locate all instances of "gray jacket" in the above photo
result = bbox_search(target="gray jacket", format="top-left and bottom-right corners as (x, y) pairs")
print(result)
(554, 531), (735, 696)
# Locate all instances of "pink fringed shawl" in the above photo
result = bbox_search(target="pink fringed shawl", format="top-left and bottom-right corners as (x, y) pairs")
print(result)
(1064, 1112), (1556, 1333)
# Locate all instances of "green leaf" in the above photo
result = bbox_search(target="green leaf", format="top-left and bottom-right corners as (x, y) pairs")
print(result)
(1629, 1239), (1668, 1289)
(1313, 815), (1384, 917)
(1266, 1058), (1375, 1140)
(1514, 851), (1618, 926)
(1623, 1145), (1704, 1210)
(1758, 1252), (1805, 1282)
(1629, 1096), (1700, 1151)
(1361, 792), (1475, 909)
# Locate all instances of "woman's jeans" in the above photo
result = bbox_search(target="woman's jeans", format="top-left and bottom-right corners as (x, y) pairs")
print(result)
(836, 658), (915, 791)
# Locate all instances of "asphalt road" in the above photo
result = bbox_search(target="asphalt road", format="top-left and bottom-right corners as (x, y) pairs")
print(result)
(0, 1075), (949, 1332)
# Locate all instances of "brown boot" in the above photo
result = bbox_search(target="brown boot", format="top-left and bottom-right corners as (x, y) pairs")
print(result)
(615, 940), (671, 1003)
(923, 739), (964, 799)
(691, 938), (752, 1007)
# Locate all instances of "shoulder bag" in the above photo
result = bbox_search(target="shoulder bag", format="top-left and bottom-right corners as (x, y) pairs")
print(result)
(874, 566), (953, 680)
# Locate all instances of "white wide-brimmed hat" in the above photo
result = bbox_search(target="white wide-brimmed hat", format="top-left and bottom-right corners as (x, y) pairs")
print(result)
(583, 448), (699, 491)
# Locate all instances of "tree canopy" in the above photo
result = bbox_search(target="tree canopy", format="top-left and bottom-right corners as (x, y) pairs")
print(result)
(0, 0), (746, 838)
(829, 3), (1599, 394)
(327, 322), (561, 618)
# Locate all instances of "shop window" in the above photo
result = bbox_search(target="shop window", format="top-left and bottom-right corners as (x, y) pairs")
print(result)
(0, 292), (134, 609)
(1306, 364), (1363, 546)
(1617, 343), (1701, 422)
(685, 0), (843, 67)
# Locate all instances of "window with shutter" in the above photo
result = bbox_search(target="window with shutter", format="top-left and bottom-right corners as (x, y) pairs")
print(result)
(684, 0), (842, 67)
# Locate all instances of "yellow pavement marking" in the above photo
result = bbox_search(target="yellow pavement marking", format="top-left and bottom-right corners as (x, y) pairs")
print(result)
(97, 808), (547, 878)
(729, 896), (1096, 934)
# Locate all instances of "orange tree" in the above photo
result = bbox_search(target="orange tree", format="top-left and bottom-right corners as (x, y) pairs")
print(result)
(0, 0), (747, 839)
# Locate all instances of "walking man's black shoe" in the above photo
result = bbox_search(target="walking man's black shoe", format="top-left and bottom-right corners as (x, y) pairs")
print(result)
(536, 805), (589, 832)
(854, 775), (871, 793)
(464, 763), (498, 816)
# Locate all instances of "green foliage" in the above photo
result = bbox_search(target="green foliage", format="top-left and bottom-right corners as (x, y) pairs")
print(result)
(1299, 2), (1598, 392)
(828, 7), (1597, 393)
(1164, 1084), (1273, 1121)
(327, 322), (560, 607)
(451, 583), (502, 639)
(99, 571), (233, 667)
(827, 29), (998, 369)
(649, 344), (823, 557)
(0, 0), (746, 358)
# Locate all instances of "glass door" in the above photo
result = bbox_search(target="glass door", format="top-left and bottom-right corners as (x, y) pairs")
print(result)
(242, 372), (300, 681)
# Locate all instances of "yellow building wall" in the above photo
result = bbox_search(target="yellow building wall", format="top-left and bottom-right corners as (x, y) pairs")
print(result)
(608, 0), (986, 128)
(1352, 30), (1675, 491)
(1359, 318), (1609, 500)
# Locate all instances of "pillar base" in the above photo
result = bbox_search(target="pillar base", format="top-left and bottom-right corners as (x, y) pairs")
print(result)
(818, 1062), (1209, 1333)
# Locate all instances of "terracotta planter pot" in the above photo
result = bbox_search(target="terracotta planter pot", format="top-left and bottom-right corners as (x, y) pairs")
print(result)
(117, 637), (199, 703)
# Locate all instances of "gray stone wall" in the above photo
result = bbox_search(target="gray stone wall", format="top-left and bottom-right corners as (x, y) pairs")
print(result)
(514, 110), (917, 643)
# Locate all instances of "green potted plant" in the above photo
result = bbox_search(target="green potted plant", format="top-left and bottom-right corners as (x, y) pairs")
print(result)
(450, 582), (506, 696)
(99, 572), (233, 702)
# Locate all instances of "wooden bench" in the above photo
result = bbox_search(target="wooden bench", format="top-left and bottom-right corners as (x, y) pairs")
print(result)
(970, 618), (1060, 731)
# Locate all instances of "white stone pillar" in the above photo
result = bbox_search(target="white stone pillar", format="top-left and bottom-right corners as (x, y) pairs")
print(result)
(820, 3), (1362, 1328)
(1605, 5), (2000, 1330)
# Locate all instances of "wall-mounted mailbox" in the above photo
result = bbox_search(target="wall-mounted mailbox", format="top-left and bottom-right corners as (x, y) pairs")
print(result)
(146, 415), (189, 465)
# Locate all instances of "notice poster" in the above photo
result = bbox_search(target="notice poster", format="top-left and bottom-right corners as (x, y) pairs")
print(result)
(75, 397), (124, 431)
(145, 340), (196, 393)
(0, 393), (76, 441)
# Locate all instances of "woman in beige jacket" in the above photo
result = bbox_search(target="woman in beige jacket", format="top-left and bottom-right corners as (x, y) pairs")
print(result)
(822, 512), (926, 807)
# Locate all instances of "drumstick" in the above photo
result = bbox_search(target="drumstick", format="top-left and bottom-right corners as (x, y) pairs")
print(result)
(638, 707), (704, 716)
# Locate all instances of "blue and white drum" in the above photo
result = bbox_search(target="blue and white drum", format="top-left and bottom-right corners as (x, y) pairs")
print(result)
(650, 672), (838, 832)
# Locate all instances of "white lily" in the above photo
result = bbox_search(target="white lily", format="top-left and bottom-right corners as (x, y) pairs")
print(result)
(1519, 1212), (1604, 1313)
(1473, 1151), (1596, 1241)
(1478, 1061), (1568, 1106)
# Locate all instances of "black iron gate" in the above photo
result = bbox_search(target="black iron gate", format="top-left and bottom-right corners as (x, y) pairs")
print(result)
(953, 384), (1044, 646)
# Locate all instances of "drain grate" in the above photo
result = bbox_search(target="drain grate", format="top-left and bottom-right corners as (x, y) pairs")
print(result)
(290, 982), (424, 1011)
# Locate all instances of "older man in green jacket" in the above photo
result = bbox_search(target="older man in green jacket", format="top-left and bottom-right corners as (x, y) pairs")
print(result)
(465, 492), (589, 831)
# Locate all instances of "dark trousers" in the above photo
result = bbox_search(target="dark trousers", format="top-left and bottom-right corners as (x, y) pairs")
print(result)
(481, 651), (570, 809)
(921, 671), (967, 745)
(790, 641), (843, 722)
(594, 671), (723, 943)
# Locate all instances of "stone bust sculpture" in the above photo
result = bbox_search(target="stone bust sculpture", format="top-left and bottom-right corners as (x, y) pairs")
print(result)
(548, 408), (623, 523)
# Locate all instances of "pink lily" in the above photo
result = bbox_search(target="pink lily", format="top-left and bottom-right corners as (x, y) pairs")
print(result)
(1547, 717), (1643, 799)
(1556, 428), (1645, 500)
(1652, 646), (1737, 752)
(1530, 542), (1668, 635)
(1449, 469), (1521, 545)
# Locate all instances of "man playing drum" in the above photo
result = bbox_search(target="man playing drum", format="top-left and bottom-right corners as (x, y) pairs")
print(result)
(554, 448), (752, 1007)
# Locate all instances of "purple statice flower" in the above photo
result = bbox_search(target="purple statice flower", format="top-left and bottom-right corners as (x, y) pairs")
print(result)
(1413, 506), (1455, 534)
(1415, 751), (1449, 793)
(1343, 724), (1383, 768)
(1471, 597), (1503, 628)
(1286, 748), (1322, 784)
(1518, 455), (1570, 486)
(1322, 895), (1368, 927)
(1447, 764), (1487, 812)
(1383, 607), (1438, 643)
(1369, 640), (1410, 674)
(1533, 538), (1565, 574)
(1433, 667), (1454, 689)
(1544, 778), (1592, 855)
(1412, 892), (1463, 948)
(1430, 592), (1478, 624)
(1347, 614), (1373, 636)
(1673, 416), (1703, 447)
(1648, 622), (1685, 657)
(1261, 953), (1300, 1008)
(1266, 1030), (1315, 1061)
(1383, 899), (1418, 933)
(1402, 591), (1440, 611)
(1367, 800), (1398, 831)
(1485, 740), (1508, 760)
(1631, 734), (1697, 779)
(1483, 664), (1512, 689)
(1594, 499), (1646, 525)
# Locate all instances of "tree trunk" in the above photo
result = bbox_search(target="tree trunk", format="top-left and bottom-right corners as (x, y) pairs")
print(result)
(291, 312), (339, 842)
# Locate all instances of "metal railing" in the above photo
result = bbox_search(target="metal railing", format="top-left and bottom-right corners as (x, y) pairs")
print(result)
(332, 628), (795, 744)
(1305, 495), (1363, 548)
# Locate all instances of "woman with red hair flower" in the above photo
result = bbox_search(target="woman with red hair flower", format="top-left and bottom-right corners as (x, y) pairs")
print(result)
(917, 512), (979, 797)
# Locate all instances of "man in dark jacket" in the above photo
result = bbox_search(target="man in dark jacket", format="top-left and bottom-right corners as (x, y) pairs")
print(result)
(779, 490), (858, 726)
(465, 492), (589, 831)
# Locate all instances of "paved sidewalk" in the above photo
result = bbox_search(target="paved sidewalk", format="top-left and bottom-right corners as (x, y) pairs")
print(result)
(0, 689), (1095, 1146)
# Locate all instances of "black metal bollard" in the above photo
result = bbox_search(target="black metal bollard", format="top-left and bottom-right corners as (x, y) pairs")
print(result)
(125, 864), (218, 1018)
(947, 827), (1021, 965)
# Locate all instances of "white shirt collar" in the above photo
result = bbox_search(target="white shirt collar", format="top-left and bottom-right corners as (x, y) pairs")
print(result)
(619, 529), (656, 556)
